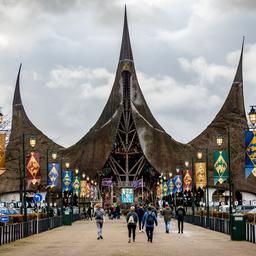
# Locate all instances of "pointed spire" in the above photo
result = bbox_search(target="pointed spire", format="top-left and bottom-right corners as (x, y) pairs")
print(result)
(119, 5), (133, 61)
(13, 63), (22, 106)
(234, 37), (244, 83)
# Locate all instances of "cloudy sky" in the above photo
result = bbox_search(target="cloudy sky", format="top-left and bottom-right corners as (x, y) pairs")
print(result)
(0, 0), (256, 147)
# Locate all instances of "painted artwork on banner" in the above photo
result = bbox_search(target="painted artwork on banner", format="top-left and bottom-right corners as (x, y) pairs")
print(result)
(213, 150), (228, 184)
(73, 176), (80, 196)
(167, 178), (174, 195)
(162, 180), (168, 196)
(195, 162), (206, 189)
(174, 175), (183, 193)
(62, 169), (72, 192)
(183, 169), (192, 191)
(245, 130), (256, 178)
(86, 183), (91, 198)
(0, 134), (6, 176)
(26, 152), (41, 186)
(156, 185), (162, 198)
(80, 180), (87, 197)
(47, 163), (60, 187)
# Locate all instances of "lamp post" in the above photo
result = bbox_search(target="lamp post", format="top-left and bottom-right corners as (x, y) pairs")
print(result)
(74, 168), (80, 214)
(196, 149), (210, 228)
(216, 133), (232, 222)
(191, 157), (195, 223)
(22, 134), (37, 237)
(248, 106), (256, 127)
(46, 150), (58, 225)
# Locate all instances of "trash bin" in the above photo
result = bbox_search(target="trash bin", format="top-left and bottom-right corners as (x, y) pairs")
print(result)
(230, 213), (246, 240)
(63, 210), (72, 226)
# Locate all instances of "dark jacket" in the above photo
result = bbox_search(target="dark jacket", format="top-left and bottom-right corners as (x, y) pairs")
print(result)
(176, 206), (186, 220)
(126, 211), (139, 226)
(136, 207), (145, 220)
(142, 211), (158, 228)
(163, 207), (172, 222)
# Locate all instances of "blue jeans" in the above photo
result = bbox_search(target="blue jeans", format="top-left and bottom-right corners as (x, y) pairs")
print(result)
(165, 220), (171, 233)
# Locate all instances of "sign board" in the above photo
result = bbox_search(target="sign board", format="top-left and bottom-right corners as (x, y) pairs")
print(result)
(34, 193), (43, 203)
(252, 200), (256, 206)
(221, 201), (225, 206)
(0, 202), (5, 208)
(0, 216), (9, 223)
(234, 201), (238, 206)
(9, 203), (14, 208)
(121, 188), (134, 203)
(235, 217), (243, 221)
(17, 202), (22, 207)
(242, 200), (247, 206)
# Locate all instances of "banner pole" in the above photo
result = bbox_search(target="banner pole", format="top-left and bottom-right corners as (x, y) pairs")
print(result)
(142, 176), (144, 203)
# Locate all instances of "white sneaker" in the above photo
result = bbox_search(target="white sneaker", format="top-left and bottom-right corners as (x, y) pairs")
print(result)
(139, 230), (142, 233)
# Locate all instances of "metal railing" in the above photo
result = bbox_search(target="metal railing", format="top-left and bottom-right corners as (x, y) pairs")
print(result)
(0, 214), (82, 246)
(246, 223), (256, 244)
(184, 215), (230, 234)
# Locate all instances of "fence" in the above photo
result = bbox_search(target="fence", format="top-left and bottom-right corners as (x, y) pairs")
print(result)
(0, 213), (82, 246)
(184, 215), (230, 234)
(246, 223), (256, 243)
(184, 215), (256, 244)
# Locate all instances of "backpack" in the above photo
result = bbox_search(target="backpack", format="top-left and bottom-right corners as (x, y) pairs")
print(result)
(177, 209), (184, 216)
(146, 212), (154, 225)
(95, 209), (103, 220)
(128, 214), (135, 224)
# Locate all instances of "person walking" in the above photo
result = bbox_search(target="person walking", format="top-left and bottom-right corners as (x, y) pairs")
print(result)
(176, 205), (186, 233)
(87, 205), (93, 220)
(126, 206), (139, 243)
(136, 204), (145, 232)
(162, 203), (172, 233)
(94, 203), (105, 240)
(142, 206), (158, 243)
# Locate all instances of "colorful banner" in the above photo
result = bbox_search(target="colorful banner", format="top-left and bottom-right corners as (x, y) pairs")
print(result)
(0, 134), (6, 176)
(162, 180), (168, 196)
(183, 169), (192, 191)
(86, 183), (91, 198)
(73, 176), (80, 195)
(132, 179), (143, 189)
(167, 178), (174, 195)
(26, 152), (41, 186)
(101, 178), (113, 187)
(156, 185), (162, 198)
(174, 175), (183, 193)
(195, 162), (206, 189)
(47, 163), (60, 187)
(80, 180), (87, 197)
(62, 169), (72, 192)
(245, 130), (256, 178)
(213, 150), (229, 184)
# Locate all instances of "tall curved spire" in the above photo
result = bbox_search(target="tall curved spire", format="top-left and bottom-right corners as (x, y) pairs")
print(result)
(234, 36), (244, 83)
(13, 63), (22, 106)
(119, 6), (133, 61)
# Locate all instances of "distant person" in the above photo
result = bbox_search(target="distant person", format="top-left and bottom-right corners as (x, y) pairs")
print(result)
(94, 203), (105, 240)
(136, 204), (145, 232)
(162, 203), (172, 233)
(126, 206), (139, 243)
(142, 206), (158, 243)
(176, 205), (186, 233)
(87, 205), (93, 220)
(116, 205), (121, 219)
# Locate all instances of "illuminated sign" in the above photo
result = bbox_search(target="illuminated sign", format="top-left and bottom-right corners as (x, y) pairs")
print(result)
(121, 188), (134, 203)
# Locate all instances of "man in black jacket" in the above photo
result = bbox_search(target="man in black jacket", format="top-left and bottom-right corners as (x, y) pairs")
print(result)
(176, 205), (186, 233)
(126, 206), (139, 243)
(136, 204), (145, 232)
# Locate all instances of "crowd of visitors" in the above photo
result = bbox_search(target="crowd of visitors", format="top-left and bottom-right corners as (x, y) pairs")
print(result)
(93, 202), (186, 243)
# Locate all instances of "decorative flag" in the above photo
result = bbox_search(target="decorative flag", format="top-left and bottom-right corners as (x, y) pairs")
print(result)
(73, 176), (80, 195)
(174, 175), (183, 193)
(195, 162), (207, 189)
(167, 178), (174, 195)
(162, 180), (168, 196)
(90, 184), (94, 198)
(0, 134), (6, 176)
(156, 185), (162, 198)
(183, 169), (192, 191)
(80, 180), (87, 197)
(86, 183), (91, 198)
(47, 163), (60, 187)
(101, 178), (113, 187)
(245, 130), (256, 178)
(132, 179), (143, 189)
(26, 152), (41, 186)
(62, 169), (72, 192)
(213, 150), (229, 184)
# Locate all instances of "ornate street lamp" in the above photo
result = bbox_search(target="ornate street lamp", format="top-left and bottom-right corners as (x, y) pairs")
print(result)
(51, 152), (57, 160)
(29, 136), (36, 148)
(65, 162), (70, 169)
(197, 150), (203, 160)
(248, 105), (256, 126)
(216, 136), (223, 146)
(185, 161), (189, 168)
(82, 173), (86, 179)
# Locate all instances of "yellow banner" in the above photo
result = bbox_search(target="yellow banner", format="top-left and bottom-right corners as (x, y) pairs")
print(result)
(80, 180), (87, 198)
(195, 162), (207, 189)
(0, 134), (6, 176)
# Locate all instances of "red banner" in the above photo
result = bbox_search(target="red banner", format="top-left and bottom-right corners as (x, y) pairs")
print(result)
(183, 169), (192, 191)
(26, 152), (41, 187)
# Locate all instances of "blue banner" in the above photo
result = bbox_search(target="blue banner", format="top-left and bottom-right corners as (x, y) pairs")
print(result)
(174, 175), (183, 193)
(245, 130), (256, 178)
(47, 163), (60, 187)
(62, 169), (72, 192)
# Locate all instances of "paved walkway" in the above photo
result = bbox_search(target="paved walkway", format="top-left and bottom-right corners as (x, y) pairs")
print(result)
(0, 217), (255, 256)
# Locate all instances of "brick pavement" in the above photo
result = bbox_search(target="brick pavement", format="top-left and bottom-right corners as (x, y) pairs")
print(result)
(0, 217), (255, 256)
